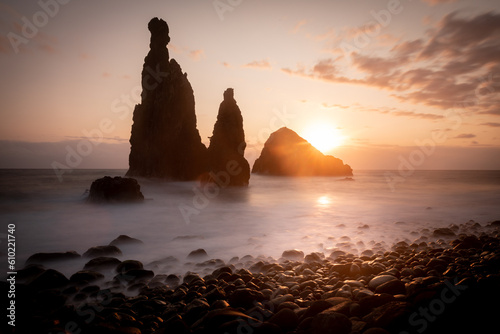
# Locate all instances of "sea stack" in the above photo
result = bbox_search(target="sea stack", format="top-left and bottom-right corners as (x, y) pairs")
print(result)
(252, 127), (353, 176)
(207, 88), (250, 186)
(126, 18), (207, 180)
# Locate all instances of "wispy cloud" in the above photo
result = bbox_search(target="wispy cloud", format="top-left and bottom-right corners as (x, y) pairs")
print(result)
(243, 59), (271, 70)
(189, 49), (205, 61)
(282, 11), (500, 115)
(454, 133), (476, 139)
(481, 122), (500, 127)
(291, 20), (307, 34)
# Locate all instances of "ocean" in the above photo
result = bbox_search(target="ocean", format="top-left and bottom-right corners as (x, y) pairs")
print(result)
(1, 169), (500, 278)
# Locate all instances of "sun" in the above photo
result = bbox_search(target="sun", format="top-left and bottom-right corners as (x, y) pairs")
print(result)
(302, 122), (345, 154)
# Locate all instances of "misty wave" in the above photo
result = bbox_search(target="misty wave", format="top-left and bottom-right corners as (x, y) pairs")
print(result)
(1, 169), (500, 278)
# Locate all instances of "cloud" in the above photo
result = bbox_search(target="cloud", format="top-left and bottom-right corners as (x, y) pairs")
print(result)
(189, 49), (205, 61)
(389, 110), (444, 120)
(454, 133), (476, 139)
(243, 59), (271, 70)
(291, 20), (307, 34)
(282, 11), (500, 115)
(481, 122), (500, 127)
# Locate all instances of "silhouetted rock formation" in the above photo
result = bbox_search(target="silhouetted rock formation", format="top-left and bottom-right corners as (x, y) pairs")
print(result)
(87, 176), (144, 203)
(126, 17), (207, 180)
(252, 127), (353, 176)
(207, 88), (250, 186)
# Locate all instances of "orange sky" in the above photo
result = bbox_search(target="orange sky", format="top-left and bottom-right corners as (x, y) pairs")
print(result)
(1, 0), (500, 170)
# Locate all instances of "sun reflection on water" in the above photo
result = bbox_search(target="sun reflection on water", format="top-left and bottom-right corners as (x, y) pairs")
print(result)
(316, 195), (331, 207)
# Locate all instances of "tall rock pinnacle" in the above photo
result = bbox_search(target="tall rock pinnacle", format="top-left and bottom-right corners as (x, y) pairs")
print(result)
(207, 88), (250, 186)
(126, 18), (207, 180)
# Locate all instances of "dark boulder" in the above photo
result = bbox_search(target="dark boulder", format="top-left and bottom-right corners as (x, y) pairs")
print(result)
(252, 127), (352, 176)
(228, 288), (264, 309)
(26, 251), (80, 264)
(281, 249), (305, 261)
(28, 269), (69, 291)
(310, 310), (351, 334)
(206, 88), (250, 186)
(84, 257), (122, 270)
(83, 245), (122, 258)
(87, 176), (144, 203)
(70, 270), (105, 284)
(109, 235), (144, 246)
(116, 260), (144, 274)
(187, 248), (208, 260)
(126, 17), (208, 180)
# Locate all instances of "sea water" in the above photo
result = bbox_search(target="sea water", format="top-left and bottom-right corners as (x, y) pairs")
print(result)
(1, 169), (499, 278)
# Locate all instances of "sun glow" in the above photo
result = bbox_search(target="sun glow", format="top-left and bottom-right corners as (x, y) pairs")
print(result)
(302, 122), (345, 154)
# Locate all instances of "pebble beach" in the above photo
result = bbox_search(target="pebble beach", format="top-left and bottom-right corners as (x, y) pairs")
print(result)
(5, 220), (500, 334)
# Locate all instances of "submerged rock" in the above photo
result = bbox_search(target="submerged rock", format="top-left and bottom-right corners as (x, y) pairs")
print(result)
(252, 127), (352, 176)
(126, 17), (207, 180)
(109, 235), (144, 246)
(206, 88), (250, 186)
(26, 251), (80, 264)
(87, 176), (144, 203)
(83, 245), (122, 258)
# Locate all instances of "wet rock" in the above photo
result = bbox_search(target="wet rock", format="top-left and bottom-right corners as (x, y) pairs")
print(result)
(26, 251), (80, 264)
(304, 252), (323, 263)
(109, 235), (144, 246)
(375, 279), (406, 295)
(453, 235), (482, 249)
(281, 249), (304, 261)
(184, 298), (210, 323)
(204, 286), (227, 304)
(126, 17), (208, 180)
(362, 301), (412, 331)
(183, 272), (204, 285)
(83, 245), (122, 258)
(368, 275), (398, 290)
(310, 309), (351, 334)
(193, 308), (259, 332)
(29, 269), (69, 291)
(87, 176), (144, 203)
(206, 88), (250, 186)
(268, 307), (299, 332)
(301, 300), (335, 320)
(70, 270), (104, 284)
(187, 248), (208, 260)
(252, 127), (353, 176)
(116, 269), (154, 283)
(16, 264), (46, 282)
(116, 260), (144, 274)
(432, 228), (456, 238)
(84, 257), (122, 270)
(228, 288), (264, 309)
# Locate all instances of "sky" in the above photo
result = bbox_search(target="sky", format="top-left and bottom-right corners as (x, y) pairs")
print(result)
(1, 0), (500, 171)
